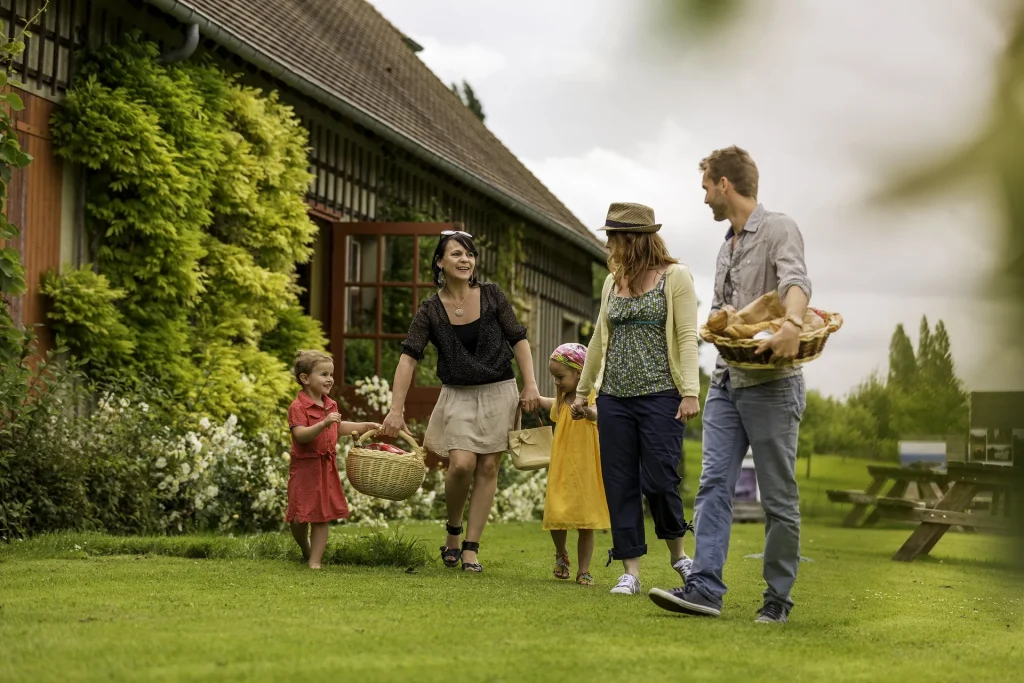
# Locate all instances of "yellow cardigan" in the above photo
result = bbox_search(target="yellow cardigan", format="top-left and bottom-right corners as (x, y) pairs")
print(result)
(577, 263), (700, 400)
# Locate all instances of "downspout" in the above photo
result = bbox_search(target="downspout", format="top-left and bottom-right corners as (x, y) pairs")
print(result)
(159, 22), (199, 63)
(142, 0), (606, 261)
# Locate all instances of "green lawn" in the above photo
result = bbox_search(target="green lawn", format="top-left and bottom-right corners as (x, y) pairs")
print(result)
(2, 455), (1021, 682)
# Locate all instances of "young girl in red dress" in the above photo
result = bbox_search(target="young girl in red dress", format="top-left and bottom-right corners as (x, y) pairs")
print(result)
(288, 350), (378, 569)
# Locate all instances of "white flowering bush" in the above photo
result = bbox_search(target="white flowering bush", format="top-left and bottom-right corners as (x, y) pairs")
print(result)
(490, 468), (548, 523)
(3, 363), (549, 540)
(152, 414), (290, 534)
(353, 375), (393, 418)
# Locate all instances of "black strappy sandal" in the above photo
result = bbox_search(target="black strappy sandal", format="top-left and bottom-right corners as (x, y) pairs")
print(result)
(440, 523), (463, 568)
(461, 541), (483, 573)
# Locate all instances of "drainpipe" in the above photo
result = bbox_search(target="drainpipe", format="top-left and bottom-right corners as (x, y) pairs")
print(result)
(142, 0), (606, 261)
(159, 22), (199, 63)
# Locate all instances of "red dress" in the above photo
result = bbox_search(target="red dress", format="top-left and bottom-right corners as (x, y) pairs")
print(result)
(286, 392), (350, 523)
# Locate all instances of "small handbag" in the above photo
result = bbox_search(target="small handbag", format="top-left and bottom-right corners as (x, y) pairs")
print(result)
(507, 408), (552, 471)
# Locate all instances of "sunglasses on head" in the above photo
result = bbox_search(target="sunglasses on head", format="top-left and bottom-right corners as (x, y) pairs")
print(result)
(440, 230), (473, 239)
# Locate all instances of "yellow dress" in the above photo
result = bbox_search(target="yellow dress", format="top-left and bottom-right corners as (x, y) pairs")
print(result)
(541, 394), (611, 530)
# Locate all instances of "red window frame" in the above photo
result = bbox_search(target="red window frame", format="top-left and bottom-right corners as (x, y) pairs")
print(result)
(330, 222), (463, 417)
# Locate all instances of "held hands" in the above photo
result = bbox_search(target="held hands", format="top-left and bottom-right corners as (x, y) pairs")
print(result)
(380, 410), (407, 439)
(570, 396), (589, 421)
(755, 320), (801, 362)
(519, 383), (541, 413)
(675, 396), (700, 422)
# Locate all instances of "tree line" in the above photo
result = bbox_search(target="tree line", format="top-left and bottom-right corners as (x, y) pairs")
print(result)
(800, 316), (968, 460)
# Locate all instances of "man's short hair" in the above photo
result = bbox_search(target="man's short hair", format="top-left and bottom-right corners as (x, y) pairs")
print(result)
(699, 146), (759, 199)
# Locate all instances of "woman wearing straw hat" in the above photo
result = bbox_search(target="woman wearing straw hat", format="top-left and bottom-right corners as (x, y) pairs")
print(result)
(574, 202), (701, 595)
(380, 229), (541, 573)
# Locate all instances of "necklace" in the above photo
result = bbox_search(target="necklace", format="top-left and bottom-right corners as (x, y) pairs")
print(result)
(445, 287), (468, 317)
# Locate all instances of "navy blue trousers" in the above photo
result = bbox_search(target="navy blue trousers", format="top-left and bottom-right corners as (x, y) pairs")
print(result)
(596, 390), (688, 560)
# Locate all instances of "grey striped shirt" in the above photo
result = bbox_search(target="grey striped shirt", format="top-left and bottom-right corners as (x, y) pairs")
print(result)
(711, 204), (813, 388)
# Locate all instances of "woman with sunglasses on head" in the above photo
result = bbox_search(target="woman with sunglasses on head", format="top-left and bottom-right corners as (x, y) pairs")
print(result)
(381, 230), (541, 572)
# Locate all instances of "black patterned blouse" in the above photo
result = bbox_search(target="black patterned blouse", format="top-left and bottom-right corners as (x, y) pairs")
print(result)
(401, 282), (527, 386)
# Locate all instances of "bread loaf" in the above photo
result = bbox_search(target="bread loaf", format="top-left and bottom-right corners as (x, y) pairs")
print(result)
(723, 320), (776, 339)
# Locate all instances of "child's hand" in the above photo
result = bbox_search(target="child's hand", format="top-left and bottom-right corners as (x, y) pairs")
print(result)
(361, 422), (381, 434)
(324, 412), (342, 425)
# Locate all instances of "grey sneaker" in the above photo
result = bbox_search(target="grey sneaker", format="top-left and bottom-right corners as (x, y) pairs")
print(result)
(609, 574), (641, 595)
(671, 555), (693, 583)
(755, 601), (789, 624)
(648, 583), (722, 617)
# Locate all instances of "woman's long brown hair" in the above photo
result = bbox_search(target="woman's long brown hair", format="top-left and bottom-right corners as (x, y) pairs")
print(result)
(606, 232), (678, 296)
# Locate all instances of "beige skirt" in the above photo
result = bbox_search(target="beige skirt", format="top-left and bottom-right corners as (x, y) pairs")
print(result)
(423, 379), (519, 457)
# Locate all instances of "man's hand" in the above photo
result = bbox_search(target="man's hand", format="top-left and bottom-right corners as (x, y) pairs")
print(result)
(755, 321), (801, 362)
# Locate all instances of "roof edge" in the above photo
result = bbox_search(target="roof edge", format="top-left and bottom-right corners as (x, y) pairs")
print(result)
(143, 0), (607, 261)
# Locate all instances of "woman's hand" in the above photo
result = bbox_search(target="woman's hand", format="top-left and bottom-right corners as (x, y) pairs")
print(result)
(519, 383), (541, 413)
(380, 410), (406, 438)
(570, 396), (588, 421)
(676, 396), (700, 422)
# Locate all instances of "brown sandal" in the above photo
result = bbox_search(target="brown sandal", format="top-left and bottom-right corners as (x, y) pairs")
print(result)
(553, 552), (570, 580)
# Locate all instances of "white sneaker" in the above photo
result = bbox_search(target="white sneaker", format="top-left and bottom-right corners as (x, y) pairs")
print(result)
(672, 555), (694, 583)
(609, 573), (641, 595)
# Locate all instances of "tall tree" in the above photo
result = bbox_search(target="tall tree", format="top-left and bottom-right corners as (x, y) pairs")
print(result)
(916, 315), (934, 375)
(924, 320), (969, 435)
(887, 323), (917, 391)
(450, 80), (485, 123)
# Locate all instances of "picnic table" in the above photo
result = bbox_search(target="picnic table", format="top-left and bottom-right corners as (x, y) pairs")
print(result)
(827, 464), (950, 528)
(890, 461), (1018, 562)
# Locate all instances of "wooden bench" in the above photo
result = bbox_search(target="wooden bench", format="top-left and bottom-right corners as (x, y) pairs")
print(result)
(891, 462), (1019, 562)
(827, 463), (949, 527)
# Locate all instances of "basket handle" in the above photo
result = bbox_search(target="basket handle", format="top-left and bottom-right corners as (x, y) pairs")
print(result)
(354, 428), (425, 457)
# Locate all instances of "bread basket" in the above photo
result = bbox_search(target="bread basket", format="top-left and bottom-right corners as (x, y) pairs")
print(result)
(699, 310), (843, 370)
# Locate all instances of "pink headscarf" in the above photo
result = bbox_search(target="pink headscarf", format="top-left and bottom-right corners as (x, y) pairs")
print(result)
(550, 342), (587, 372)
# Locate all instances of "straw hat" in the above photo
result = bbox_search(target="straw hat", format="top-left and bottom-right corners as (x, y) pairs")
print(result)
(597, 202), (662, 233)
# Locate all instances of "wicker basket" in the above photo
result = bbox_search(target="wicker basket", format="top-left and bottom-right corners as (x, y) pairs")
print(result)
(345, 429), (427, 501)
(699, 310), (843, 370)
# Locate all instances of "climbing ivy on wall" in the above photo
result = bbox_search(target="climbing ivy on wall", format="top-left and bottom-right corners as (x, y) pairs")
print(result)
(44, 34), (326, 431)
(0, 5), (49, 360)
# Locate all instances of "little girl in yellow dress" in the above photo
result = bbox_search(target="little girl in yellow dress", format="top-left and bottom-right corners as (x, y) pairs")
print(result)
(538, 343), (611, 586)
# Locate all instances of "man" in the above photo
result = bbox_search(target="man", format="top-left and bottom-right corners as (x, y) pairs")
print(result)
(648, 146), (811, 623)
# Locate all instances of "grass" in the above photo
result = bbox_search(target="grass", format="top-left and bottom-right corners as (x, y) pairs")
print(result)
(1, 454), (1021, 682)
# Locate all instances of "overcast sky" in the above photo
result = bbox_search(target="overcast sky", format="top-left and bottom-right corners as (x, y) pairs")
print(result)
(373, 0), (1021, 397)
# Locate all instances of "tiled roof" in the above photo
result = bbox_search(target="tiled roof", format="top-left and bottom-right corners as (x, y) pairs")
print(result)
(150, 0), (604, 253)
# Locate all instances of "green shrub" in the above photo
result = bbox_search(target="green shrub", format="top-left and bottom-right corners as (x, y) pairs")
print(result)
(47, 33), (324, 436)
(2, 530), (431, 568)
(0, 346), (91, 540)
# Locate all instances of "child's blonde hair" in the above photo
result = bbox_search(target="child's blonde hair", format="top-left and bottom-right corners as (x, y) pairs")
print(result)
(293, 349), (333, 385)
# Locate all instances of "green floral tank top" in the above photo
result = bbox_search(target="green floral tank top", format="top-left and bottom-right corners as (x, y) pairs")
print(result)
(602, 276), (676, 398)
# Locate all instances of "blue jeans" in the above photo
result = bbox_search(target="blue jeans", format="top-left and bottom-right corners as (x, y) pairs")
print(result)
(688, 373), (806, 609)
